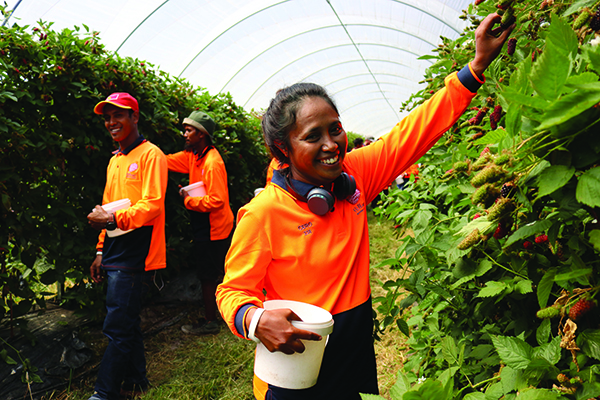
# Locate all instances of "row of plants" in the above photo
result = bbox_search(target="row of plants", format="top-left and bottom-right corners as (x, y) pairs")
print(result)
(0, 9), (269, 337)
(370, 0), (600, 399)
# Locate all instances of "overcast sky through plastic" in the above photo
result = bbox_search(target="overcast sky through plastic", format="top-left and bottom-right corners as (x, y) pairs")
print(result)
(3, 0), (471, 138)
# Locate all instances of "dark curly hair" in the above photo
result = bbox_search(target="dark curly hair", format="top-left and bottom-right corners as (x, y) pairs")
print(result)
(262, 83), (339, 166)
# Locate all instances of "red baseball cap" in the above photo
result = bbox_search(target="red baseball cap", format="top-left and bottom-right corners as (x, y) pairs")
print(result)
(94, 92), (139, 114)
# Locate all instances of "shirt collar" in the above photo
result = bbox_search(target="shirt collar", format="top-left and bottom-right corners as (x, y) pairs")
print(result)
(272, 169), (314, 198)
(193, 144), (214, 160)
(113, 135), (146, 155)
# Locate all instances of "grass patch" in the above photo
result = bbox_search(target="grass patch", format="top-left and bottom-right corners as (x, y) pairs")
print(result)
(368, 211), (408, 398)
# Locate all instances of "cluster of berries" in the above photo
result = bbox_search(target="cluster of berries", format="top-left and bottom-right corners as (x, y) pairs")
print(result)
(489, 105), (503, 130)
(568, 297), (596, 321)
(500, 182), (513, 198)
(468, 107), (489, 126)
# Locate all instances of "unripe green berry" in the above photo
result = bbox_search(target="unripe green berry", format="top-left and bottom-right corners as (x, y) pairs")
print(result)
(574, 9), (592, 29)
(458, 229), (482, 250)
(472, 153), (492, 171)
(501, 8), (515, 25)
(536, 305), (560, 319)
(487, 197), (515, 220)
(472, 183), (498, 205)
(453, 161), (469, 172)
(471, 166), (506, 187)
(494, 154), (511, 165)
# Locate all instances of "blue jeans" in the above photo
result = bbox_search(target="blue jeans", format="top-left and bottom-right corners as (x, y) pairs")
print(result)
(94, 270), (150, 400)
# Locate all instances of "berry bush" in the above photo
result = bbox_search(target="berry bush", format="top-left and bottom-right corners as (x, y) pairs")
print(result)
(0, 13), (269, 333)
(371, 1), (600, 399)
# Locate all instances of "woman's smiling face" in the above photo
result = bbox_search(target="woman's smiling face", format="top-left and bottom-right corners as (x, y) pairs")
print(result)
(287, 96), (347, 188)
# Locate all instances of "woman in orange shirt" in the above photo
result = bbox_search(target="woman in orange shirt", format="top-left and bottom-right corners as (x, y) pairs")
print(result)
(217, 14), (513, 400)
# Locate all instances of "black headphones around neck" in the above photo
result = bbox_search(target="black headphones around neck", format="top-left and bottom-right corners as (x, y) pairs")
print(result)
(286, 172), (357, 216)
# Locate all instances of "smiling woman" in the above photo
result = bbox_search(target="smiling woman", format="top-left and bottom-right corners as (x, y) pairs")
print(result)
(287, 96), (346, 188)
(215, 13), (514, 400)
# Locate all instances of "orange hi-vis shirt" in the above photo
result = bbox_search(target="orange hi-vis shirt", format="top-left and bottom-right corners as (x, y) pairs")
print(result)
(166, 147), (234, 241)
(96, 137), (168, 271)
(216, 71), (478, 338)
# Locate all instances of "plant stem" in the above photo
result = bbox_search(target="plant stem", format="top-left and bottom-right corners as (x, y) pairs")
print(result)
(482, 251), (528, 279)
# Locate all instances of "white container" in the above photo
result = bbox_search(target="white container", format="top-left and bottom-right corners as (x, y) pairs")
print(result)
(254, 300), (334, 389)
(101, 198), (132, 238)
(181, 181), (206, 197)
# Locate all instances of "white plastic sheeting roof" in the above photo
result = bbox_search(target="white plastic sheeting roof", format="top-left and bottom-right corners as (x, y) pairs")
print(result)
(3, 0), (471, 137)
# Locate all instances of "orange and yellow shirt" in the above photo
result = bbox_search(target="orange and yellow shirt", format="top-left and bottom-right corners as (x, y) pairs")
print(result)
(166, 146), (234, 241)
(96, 136), (168, 272)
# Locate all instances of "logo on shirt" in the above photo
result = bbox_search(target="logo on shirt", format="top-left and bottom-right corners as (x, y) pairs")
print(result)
(126, 162), (139, 179)
(298, 221), (313, 236)
(353, 202), (365, 216)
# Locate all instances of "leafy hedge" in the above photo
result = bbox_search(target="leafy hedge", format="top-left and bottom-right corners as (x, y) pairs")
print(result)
(371, 1), (600, 399)
(0, 16), (269, 327)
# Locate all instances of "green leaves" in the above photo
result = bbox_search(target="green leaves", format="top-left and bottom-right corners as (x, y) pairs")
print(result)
(537, 88), (600, 131)
(578, 329), (600, 360)
(530, 41), (570, 102)
(491, 335), (533, 370)
(379, 4), (600, 398)
(537, 269), (556, 308)
(576, 167), (600, 207)
(477, 281), (507, 298)
(504, 219), (553, 248)
(441, 336), (464, 367)
(537, 165), (575, 197)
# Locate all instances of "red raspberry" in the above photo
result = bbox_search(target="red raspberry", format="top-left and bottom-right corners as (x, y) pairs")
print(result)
(523, 241), (533, 249)
(493, 223), (508, 239)
(569, 298), (596, 321)
(490, 118), (498, 130)
(475, 108), (488, 124)
(507, 38), (517, 56)
(473, 213), (481, 220)
(535, 234), (548, 244)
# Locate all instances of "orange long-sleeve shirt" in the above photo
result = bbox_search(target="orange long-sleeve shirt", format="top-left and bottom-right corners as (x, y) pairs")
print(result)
(216, 69), (480, 400)
(96, 138), (168, 271)
(217, 70), (477, 335)
(166, 147), (234, 241)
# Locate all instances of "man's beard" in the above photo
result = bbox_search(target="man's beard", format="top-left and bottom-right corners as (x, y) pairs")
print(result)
(184, 142), (196, 152)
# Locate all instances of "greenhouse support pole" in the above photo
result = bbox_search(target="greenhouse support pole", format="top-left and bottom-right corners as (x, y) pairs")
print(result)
(2, 0), (23, 27)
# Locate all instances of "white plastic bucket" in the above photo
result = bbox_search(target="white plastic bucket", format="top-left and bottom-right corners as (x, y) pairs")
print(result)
(181, 181), (206, 197)
(254, 300), (334, 389)
(101, 198), (132, 237)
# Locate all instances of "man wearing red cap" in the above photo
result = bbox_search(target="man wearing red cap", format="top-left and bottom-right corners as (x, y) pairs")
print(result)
(86, 92), (168, 400)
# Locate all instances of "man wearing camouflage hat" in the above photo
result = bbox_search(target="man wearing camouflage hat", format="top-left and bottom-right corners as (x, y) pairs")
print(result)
(166, 111), (234, 334)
